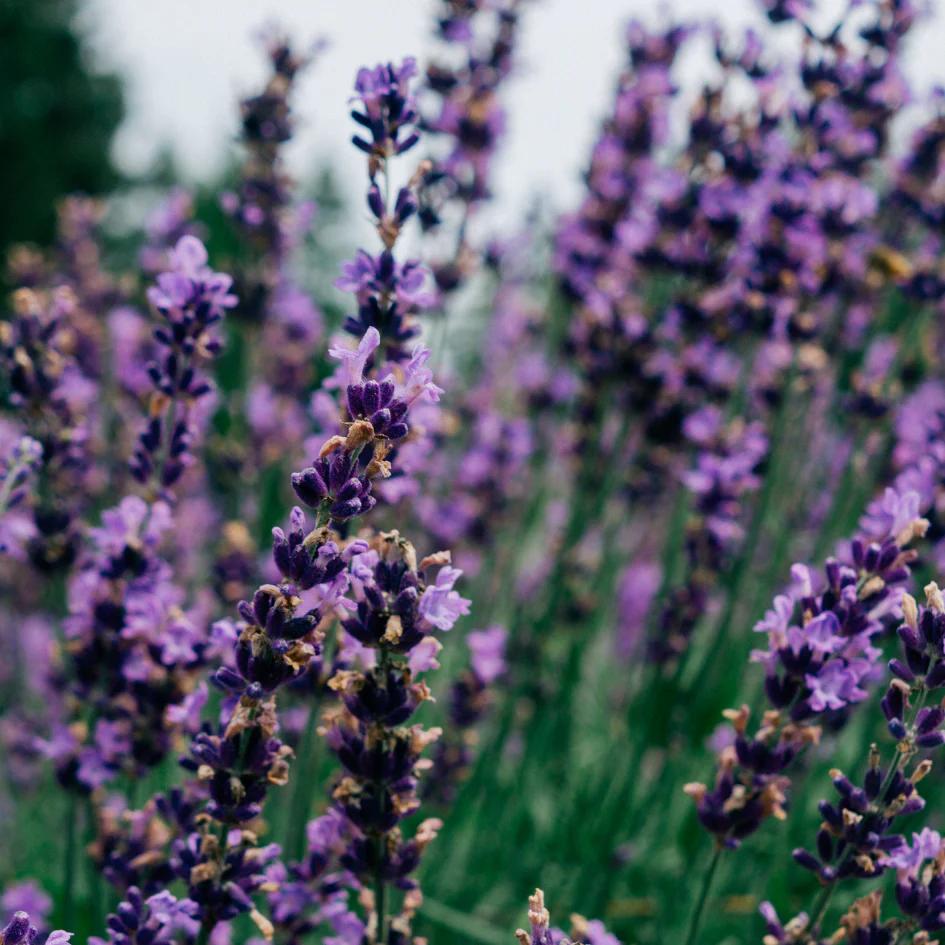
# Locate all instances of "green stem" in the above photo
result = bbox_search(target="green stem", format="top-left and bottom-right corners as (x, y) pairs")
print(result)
(61, 796), (78, 927)
(373, 646), (391, 944)
(683, 845), (722, 945)
(285, 713), (320, 861)
(86, 796), (104, 931)
(374, 847), (387, 945)
(808, 880), (838, 936)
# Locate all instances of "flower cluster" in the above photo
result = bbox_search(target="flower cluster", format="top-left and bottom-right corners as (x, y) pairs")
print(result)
(90, 888), (199, 945)
(293, 326), (441, 524)
(252, 809), (364, 945)
(686, 486), (928, 846)
(792, 753), (929, 884)
(351, 59), (421, 166)
(888, 829), (945, 935)
(883, 585), (945, 748)
(515, 889), (622, 945)
(37, 496), (208, 790)
(8, 5), (945, 945)
(27, 237), (238, 794)
(130, 236), (235, 492)
(86, 58), (461, 944)
(340, 57), (440, 369)
(418, 0), (524, 293)
(0, 913), (70, 945)
(222, 35), (325, 471)
(760, 585), (945, 942)
(0, 435), (43, 554)
(0, 285), (93, 570)
(648, 409), (768, 663)
(323, 532), (469, 935)
(163, 505), (360, 936)
(221, 32), (315, 323)
(54, 197), (123, 379)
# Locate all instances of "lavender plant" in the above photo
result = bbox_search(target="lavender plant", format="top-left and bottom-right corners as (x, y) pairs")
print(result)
(5, 3), (945, 945)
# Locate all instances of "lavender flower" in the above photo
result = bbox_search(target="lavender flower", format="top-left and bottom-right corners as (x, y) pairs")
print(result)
(887, 829), (945, 933)
(350, 58), (421, 166)
(0, 436), (43, 554)
(883, 584), (945, 747)
(648, 411), (767, 662)
(221, 32), (315, 321)
(40, 495), (208, 790)
(418, 0), (525, 293)
(686, 485), (928, 847)
(515, 890), (556, 945)
(763, 585), (945, 940)
(90, 888), (200, 945)
(0, 912), (71, 945)
(0, 286), (93, 571)
(791, 751), (928, 884)
(53, 197), (123, 380)
(514, 890), (619, 945)
(163, 511), (351, 938)
(338, 56), (439, 370)
(0, 890), (50, 935)
(253, 809), (363, 945)
(130, 236), (235, 492)
(323, 535), (468, 916)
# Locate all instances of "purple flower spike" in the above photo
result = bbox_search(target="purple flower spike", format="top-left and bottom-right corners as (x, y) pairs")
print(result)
(0, 912), (71, 945)
(688, 484), (928, 847)
(131, 236), (235, 495)
(350, 58), (420, 162)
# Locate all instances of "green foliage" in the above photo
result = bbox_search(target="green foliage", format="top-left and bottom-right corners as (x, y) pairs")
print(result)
(0, 0), (123, 254)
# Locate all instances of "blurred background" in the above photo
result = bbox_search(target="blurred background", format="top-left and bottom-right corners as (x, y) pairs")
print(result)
(8, 0), (945, 259)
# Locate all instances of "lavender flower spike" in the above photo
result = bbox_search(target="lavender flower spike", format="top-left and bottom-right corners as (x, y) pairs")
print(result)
(0, 912), (72, 945)
(515, 890), (556, 945)
(130, 235), (236, 492)
(687, 484), (928, 847)
(514, 890), (618, 945)
(0, 436), (43, 554)
(351, 58), (421, 166)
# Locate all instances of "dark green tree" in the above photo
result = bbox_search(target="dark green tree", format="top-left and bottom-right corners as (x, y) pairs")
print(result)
(0, 0), (124, 254)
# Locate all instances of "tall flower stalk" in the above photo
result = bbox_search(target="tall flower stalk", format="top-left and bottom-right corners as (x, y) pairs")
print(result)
(682, 485), (929, 942)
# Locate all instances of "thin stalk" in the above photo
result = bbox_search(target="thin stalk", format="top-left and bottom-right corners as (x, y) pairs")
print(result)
(808, 879), (838, 936)
(374, 848), (388, 945)
(61, 796), (78, 927)
(86, 795), (104, 932)
(285, 710), (320, 861)
(683, 845), (722, 945)
(372, 647), (391, 944)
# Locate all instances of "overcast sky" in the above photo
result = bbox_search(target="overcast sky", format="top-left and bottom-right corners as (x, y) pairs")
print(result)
(80, 0), (945, 227)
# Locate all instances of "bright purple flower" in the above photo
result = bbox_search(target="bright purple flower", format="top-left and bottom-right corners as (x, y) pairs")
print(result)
(0, 912), (71, 945)
(328, 327), (380, 389)
(467, 626), (507, 685)
(350, 58), (420, 159)
(418, 566), (471, 631)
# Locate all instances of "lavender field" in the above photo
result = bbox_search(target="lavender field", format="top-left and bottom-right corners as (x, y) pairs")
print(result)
(4, 1), (945, 943)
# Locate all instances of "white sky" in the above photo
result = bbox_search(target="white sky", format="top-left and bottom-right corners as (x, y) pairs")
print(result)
(80, 0), (945, 227)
